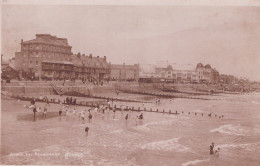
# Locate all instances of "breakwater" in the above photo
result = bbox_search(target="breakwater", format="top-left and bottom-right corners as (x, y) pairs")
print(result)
(116, 87), (213, 100)
(11, 94), (224, 118)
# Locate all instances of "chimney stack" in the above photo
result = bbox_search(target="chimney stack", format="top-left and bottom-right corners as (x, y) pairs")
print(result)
(104, 56), (106, 60)
(77, 52), (81, 58)
(89, 54), (92, 58)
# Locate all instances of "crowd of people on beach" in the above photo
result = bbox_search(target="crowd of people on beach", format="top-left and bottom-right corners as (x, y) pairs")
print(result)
(26, 98), (145, 136)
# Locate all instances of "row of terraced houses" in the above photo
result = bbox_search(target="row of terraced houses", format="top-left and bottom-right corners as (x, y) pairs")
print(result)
(12, 34), (218, 83)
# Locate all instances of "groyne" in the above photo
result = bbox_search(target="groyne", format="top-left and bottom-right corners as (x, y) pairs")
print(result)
(11, 94), (224, 118)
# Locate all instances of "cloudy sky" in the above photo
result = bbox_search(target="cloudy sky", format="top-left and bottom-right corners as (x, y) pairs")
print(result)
(2, 3), (260, 81)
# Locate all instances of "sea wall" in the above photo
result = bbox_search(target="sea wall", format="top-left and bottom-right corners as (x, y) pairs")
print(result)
(2, 86), (53, 95)
(2, 83), (117, 96)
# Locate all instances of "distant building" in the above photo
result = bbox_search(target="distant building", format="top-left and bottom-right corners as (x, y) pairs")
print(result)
(219, 74), (235, 84)
(110, 63), (139, 81)
(1, 54), (9, 69)
(1, 65), (18, 80)
(196, 63), (219, 83)
(139, 62), (219, 83)
(14, 34), (109, 80)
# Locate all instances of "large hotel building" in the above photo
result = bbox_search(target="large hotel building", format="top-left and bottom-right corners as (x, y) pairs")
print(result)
(15, 34), (109, 80)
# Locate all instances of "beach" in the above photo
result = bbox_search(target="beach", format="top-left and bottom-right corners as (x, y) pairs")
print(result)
(1, 92), (260, 165)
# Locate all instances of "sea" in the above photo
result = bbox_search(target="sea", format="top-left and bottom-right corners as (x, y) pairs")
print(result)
(1, 92), (260, 166)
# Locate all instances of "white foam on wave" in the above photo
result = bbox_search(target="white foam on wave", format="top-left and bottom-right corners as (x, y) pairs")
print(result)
(141, 138), (190, 152)
(210, 124), (249, 136)
(218, 142), (260, 151)
(134, 120), (176, 131)
(254, 128), (260, 134)
(135, 122), (152, 131)
(182, 159), (209, 166)
(135, 117), (192, 132)
(251, 101), (260, 105)
(108, 129), (123, 134)
(111, 119), (120, 121)
(41, 127), (61, 133)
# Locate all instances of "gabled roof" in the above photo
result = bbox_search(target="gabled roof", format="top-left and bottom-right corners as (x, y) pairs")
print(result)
(80, 56), (109, 69)
(71, 55), (84, 67)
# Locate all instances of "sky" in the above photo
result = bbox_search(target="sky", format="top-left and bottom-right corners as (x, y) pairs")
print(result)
(1, 3), (260, 81)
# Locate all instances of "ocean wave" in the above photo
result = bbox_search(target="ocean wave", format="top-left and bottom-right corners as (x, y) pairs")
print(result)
(41, 127), (62, 133)
(134, 122), (152, 131)
(108, 129), (124, 134)
(218, 142), (260, 151)
(254, 128), (260, 134)
(182, 159), (209, 166)
(134, 120), (176, 131)
(210, 124), (249, 136)
(251, 101), (260, 105)
(141, 138), (190, 152)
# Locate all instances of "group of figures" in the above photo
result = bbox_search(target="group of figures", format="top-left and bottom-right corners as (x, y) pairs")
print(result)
(26, 98), (145, 137)
(210, 142), (220, 157)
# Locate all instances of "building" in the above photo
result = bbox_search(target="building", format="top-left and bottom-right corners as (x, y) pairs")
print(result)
(15, 34), (73, 79)
(219, 74), (235, 84)
(139, 62), (219, 83)
(14, 34), (109, 80)
(110, 63), (139, 81)
(79, 54), (110, 80)
(1, 65), (18, 80)
(196, 63), (219, 83)
(154, 64), (197, 83)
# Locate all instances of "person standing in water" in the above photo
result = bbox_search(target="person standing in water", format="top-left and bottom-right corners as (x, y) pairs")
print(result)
(43, 107), (47, 119)
(125, 114), (128, 121)
(81, 113), (85, 124)
(85, 126), (89, 136)
(59, 108), (63, 120)
(88, 112), (92, 122)
(210, 142), (215, 155)
(59, 108), (63, 116)
(32, 105), (37, 120)
(214, 148), (220, 157)
(138, 113), (144, 119)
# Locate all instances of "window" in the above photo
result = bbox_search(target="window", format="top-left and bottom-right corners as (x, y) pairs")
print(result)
(36, 61), (38, 65)
(30, 61), (32, 64)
